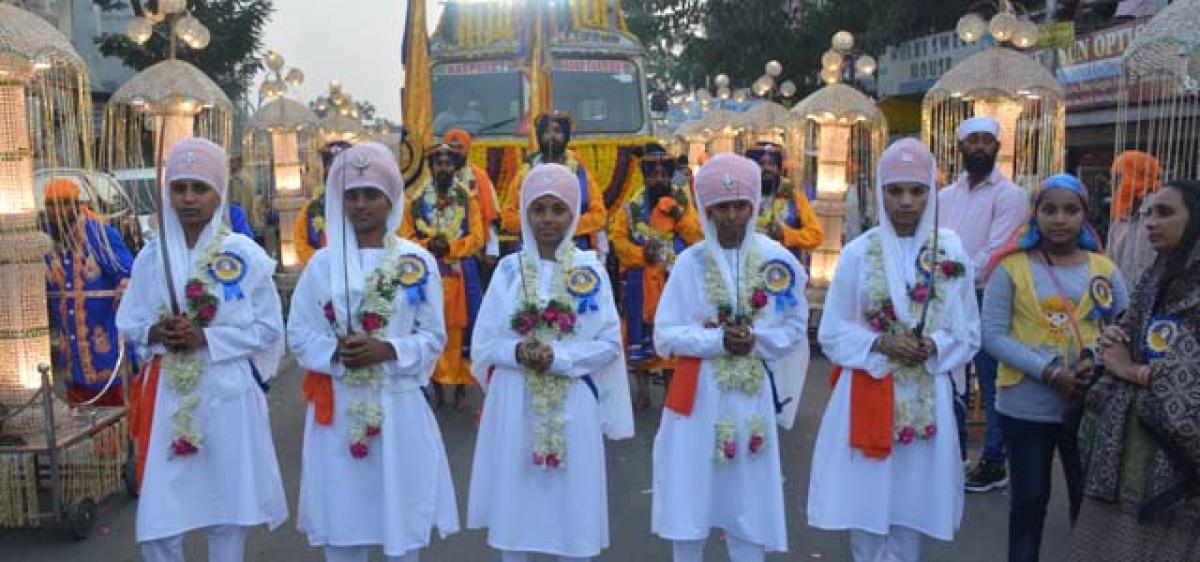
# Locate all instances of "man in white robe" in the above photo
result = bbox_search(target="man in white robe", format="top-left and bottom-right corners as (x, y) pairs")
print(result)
(467, 163), (633, 562)
(808, 138), (980, 561)
(116, 137), (288, 562)
(652, 153), (810, 562)
(288, 142), (459, 562)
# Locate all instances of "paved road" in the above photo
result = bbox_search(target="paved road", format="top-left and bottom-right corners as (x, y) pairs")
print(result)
(0, 353), (1072, 561)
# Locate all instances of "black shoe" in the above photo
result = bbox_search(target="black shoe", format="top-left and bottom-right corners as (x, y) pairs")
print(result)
(964, 458), (1008, 492)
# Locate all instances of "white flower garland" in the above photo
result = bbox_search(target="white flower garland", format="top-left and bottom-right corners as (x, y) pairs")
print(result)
(864, 232), (943, 443)
(518, 247), (577, 469)
(162, 226), (229, 457)
(341, 234), (404, 459)
(701, 244), (773, 462)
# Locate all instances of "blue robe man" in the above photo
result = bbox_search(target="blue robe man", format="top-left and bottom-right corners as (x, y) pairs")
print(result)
(43, 179), (135, 406)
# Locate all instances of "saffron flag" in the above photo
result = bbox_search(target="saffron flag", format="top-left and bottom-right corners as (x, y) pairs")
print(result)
(402, 0), (433, 155)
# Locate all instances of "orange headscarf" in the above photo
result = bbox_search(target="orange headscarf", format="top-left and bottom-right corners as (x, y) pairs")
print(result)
(44, 178), (81, 201)
(443, 128), (473, 153)
(1111, 150), (1162, 220)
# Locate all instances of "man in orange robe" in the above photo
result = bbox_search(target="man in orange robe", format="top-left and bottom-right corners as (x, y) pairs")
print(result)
(400, 144), (484, 409)
(500, 112), (606, 255)
(442, 128), (501, 266)
(747, 141), (823, 263)
(609, 143), (703, 409)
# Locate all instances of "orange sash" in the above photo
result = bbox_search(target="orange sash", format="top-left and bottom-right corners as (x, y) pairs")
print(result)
(830, 365), (894, 460)
(664, 356), (701, 415)
(128, 356), (161, 491)
(302, 371), (334, 426)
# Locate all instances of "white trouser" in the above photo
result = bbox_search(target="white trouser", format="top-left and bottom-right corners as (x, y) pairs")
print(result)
(140, 525), (248, 562)
(500, 552), (591, 562)
(323, 545), (419, 562)
(849, 526), (923, 562)
(672, 535), (766, 562)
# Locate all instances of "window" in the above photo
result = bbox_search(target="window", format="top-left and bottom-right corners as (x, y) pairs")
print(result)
(551, 58), (643, 134)
(432, 60), (524, 136)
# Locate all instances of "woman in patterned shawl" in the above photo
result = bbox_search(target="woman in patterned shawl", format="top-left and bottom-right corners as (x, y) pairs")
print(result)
(1070, 180), (1200, 561)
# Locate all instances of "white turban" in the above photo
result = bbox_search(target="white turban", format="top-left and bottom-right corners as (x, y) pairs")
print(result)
(957, 116), (1000, 141)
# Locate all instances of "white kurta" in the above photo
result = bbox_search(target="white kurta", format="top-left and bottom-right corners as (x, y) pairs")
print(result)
(467, 251), (623, 558)
(116, 235), (288, 542)
(651, 237), (808, 553)
(288, 243), (459, 556)
(808, 228), (979, 541)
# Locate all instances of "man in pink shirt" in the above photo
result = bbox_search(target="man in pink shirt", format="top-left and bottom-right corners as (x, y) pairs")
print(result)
(938, 116), (1029, 493)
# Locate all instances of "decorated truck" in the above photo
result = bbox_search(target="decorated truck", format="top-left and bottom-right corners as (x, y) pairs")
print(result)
(428, 0), (657, 211)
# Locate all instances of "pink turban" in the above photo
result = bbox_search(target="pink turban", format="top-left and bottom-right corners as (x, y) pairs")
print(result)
(329, 142), (404, 205)
(521, 163), (580, 214)
(165, 137), (228, 191)
(694, 153), (760, 210)
(878, 137), (936, 187)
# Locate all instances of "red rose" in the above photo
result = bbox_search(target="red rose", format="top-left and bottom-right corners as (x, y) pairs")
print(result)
(748, 434), (765, 454)
(910, 284), (929, 303)
(868, 315), (886, 333)
(531, 452), (545, 466)
(198, 304), (217, 322)
(541, 307), (558, 324)
(361, 312), (384, 332)
(923, 424), (938, 438)
(516, 314), (536, 335)
(185, 281), (205, 300)
(365, 425), (381, 438)
(323, 302), (336, 324)
(555, 312), (576, 333)
(171, 437), (198, 457)
(750, 289), (769, 309)
(898, 426), (916, 445)
(939, 260), (960, 277)
(349, 442), (369, 459)
(722, 440), (737, 460)
(545, 453), (561, 468)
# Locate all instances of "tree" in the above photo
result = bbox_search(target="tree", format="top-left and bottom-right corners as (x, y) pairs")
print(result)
(623, 0), (708, 89)
(95, 0), (273, 103)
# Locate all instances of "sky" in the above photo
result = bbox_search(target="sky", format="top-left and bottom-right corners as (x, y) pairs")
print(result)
(259, 1), (443, 121)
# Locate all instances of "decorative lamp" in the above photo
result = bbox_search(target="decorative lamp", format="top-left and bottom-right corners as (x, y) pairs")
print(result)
(0, 4), (94, 397)
(924, 1), (1061, 187)
(788, 47), (887, 298)
(245, 50), (319, 271)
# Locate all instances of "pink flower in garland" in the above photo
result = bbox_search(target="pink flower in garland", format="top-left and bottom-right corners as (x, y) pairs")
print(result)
(365, 425), (381, 438)
(940, 260), (964, 278)
(545, 453), (561, 468)
(349, 442), (369, 459)
(750, 289), (769, 309)
(185, 280), (205, 300)
(910, 284), (930, 303)
(532, 452), (545, 466)
(323, 302), (336, 324)
(171, 437), (199, 457)
(722, 440), (737, 460)
(197, 304), (217, 323)
(541, 306), (559, 324)
(555, 312), (576, 333)
(923, 424), (938, 438)
(898, 426), (917, 444)
(748, 434), (765, 454)
(516, 313), (536, 336)
(868, 314), (886, 333)
(882, 302), (897, 320)
(361, 312), (384, 332)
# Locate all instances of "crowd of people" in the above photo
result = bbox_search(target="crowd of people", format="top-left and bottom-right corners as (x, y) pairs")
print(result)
(36, 110), (1199, 562)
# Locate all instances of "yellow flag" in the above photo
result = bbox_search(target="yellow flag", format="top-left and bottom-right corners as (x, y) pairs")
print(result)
(403, 0), (433, 155)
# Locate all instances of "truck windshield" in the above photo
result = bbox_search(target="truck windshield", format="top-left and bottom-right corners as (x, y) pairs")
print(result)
(552, 58), (642, 134)
(432, 60), (523, 137)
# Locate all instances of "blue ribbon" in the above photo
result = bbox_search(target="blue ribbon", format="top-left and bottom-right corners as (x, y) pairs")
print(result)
(405, 283), (426, 306)
(576, 294), (599, 314)
(222, 282), (245, 301)
(774, 290), (799, 313)
(761, 259), (798, 312)
(209, 252), (247, 301)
